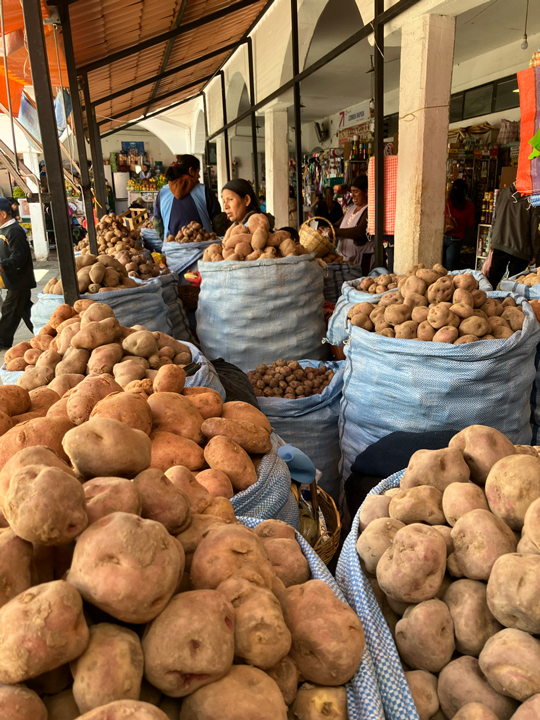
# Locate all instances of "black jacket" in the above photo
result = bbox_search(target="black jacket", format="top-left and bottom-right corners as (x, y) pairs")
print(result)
(491, 185), (540, 261)
(0, 221), (36, 291)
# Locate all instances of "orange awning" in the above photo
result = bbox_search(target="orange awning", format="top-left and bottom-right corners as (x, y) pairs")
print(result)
(0, 65), (25, 115)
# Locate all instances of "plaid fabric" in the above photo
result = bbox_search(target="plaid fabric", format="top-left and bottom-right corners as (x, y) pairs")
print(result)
(516, 66), (540, 196)
(367, 156), (398, 235)
(239, 516), (385, 720)
(323, 263), (365, 304)
(497, 119), (520, 145)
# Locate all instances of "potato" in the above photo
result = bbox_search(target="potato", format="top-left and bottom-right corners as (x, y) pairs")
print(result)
(427, 277), (454, 303)
(254, 519), (296, 541)
(184, 391), (223, 420)
(50, 304), (76, 330)
(191, 524), (275, 590)
(83, 477), (142, 524)
(153, 364), (186, 394)
(0, 682), (48, 720)
(405, 671), (439, 720)
(201, 417), (271, 455)
(5, 342), (32, 365)
(280, 580), (364, 686)
(384, 304), (411, 326)
(433, 325), (459, 343)
(359, 494), (391, 530)
(0, 410), (13, 440)
(10, 411), (42, 425)
(133, 468), (191, 534)
(454, 273), (479, 292)
(451, 509), (517, 580)
(48, 373), (85, 398)
(389, 485), (445, 525)
(442, 482), (489, 526)
(452, 302), (476, 320)
(6, 357), (28, 371)
(122, 330), (158, 358)
(443, 578), (501, 656)
(87, 343), (123, 375)
(203, 436), (258, 492)
(401, 447), (470, 491)
(262, 538), (310, 587)
(502, 307), (525, 331)
(46, 397), (70, 419)
(148, 392), (204, 444)
(63, 418), (152, 479)
(0, 416), (73, 469)
(150, 431), (205, 472)
(289, 684), (347, 720)
(356, 517), (405, 575)
(195, 469), (234, 499)
(395, 599), (455, 672)
(67, 512), (183, 623)
(16, 366), (54, 391)
(165, 466), (211, 514)
(23, 347), (42, 365)
(449, 425), (515, 484)
(80, 302), (115, 326)
(71, 318), (120, 351)
(453, 703), (500, 720)
(71, 623), (144, 713)
(142, 589), (235, 697)
(66, 374), (123, 425)
(218, 401), (271, 434)
(484, 454), (540, 530)
(0, 580), (88, 684)
(201, 496), (236, 523)
(486, 553), (540, 633)
(5, 465), (88, 545)
(264, 655), (298, 706)
(176, 515), (228, 571)
(523, 497), (540, 547)
(478, 628), (540, 702)
(27, 386), (60, 417)
(428, 305), (453, 329)
(90, 391), (152, 435)
(508, 695), (540, 720)
(114, 359), (147, 387)
(0, 529), (33, 608)
(56, 347), (91, 376)
(179, 665), (287, 720)
(75, 700), (169, 719)
(417, 320), (436, 341)
(376, 523), (447, 603)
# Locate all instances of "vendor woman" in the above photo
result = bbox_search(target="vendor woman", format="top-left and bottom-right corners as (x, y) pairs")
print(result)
(334, 175), (374, 275)
(222, 178), (273, 229)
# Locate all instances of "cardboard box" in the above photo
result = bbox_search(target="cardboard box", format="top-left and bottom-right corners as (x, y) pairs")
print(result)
(499, 166), (517, 189)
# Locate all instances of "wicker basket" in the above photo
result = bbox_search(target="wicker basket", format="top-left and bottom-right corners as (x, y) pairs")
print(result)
(299, 216), (337, 258)
(177, 285), (200, 310)
(292, 483), (341, 565)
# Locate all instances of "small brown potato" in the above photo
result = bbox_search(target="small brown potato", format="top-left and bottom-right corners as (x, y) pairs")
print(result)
(5, 342), (32, 365)
(0, 416), (73, 470)
(478, 628), (540, 702)
(453, 703), (499, 720)
(179, 665), (287, 720)
(204, 435), (258, 492)
(142, 589), (235, 697)
(83, 477), (142, 524)
(71, 623), (144, 714)
(402, 447), (470, 492)
(487, 553), (540, 634)
(48, 373), (85, 398)
(165, 466), (211, 514)
(428, 305), (453, 329)
(401, 275), (427, 298)
(379, 292), (403, 307)
(416, 268), (441, 284)
(201, 496), (236, 523)
(484, 454), (540, 530)
(0, 580), (89, 684)
(176, 514), (228, 571)
(87, 343), (123, 375)
(488, 316), (510, 332)
(75, 700), (169, 720)
(395, 599), (455, 672)
(16, 366), (54, 391)
(289, 684), (347, 720)
(411, 306), (429, 323)
(5, 465), (88, 545)
(262, 537), (310, 587)
(459, 316), (490, 337)
(502, 307), (525, 331)
(403, 292), (428, 309)
(427, 277), (454, 303)
(359, 494), (391, 530)
(453, 288), (475, 307)
(6, 357), (28, 371)
(265, 655), (299, 706)
(405, 670), (439, 720)
(0, 410), (14, 438)
(23, 347), (42, 365)
(191, 524), (275, 590)
(90, 391), (152, 435)
(281, 579), (364, 686)
(221, 401), (272, 434)
(133, 468), (191, 534)
(201, 417), (271, 454)
(481, 299), (504, 318)
(449, 425), (516, 484)
(195, 468), (234, 499)
(433, 325), (459, 343)
(122, 330), (158, 358)
(455, 334), (480, 345)
(350, 311), (373, 330)
(417, 320), (436, 341)
(71, 318), (120, 351)
(472, 289), (488, 308)
(356, 517), (405, 575)
(114, 359), (147, 387)
(67, 512), (183, 624)
(384, 304), (412, 326)
(62, 417), (152, 480)
(50, 304), (76, 330)
(28, 387), (60, 417)
(54, 316), (81, 334)
(150, 431), (205, 472)
(66, 374), (123, 425)
(153, 364), (186, 394)
(80, 302), (115, 326)
(454, 273), (479, 292)
(452, 302), (476, 320)
(394, 320), (418, 339)
(451, 509), (517, 581)
(493, 326), (514, 339)
(148, 392), (204, 444)
(0, 682), (48, 720)
(389, 485), (445, 525)
(0, 529), (33, 608)
(255, 519), (296, 541)
(377, 523), (447, 603)
(46, 397), (70, 419)
(442, 482), (489, 526)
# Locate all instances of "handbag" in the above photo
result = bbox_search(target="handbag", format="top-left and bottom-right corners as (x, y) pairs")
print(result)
(444, 202), (458, 236)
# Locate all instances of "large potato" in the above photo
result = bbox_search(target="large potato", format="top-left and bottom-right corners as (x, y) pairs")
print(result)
(0, 416), (73, 469)
(66, 374), (123, 425)
(143, 589), (235, 697)
(71, 623), (144, 713)
(201, 417), (272, 455)
(221, 401), (272, 434)
(148, 392), (204, 443)
(63, 418), (151, 479)
(451, 509), (517, 580)
(113, 359), (146, 388)
(485, 454), (540, 530)
(134, 468), (191, 534)
(486, 553), (540, 633)
(401, 447), (470, 491)
(195, 469), (234, 499)
(405, 671), (439, 720)
(0, 529), (33, 608)
(376, 524), (447, 603)
(176, 514), (228, 571)
(289, 684), (347, 720)
(150, 431), (205, 472)
(0, 682), (48, 720)
(71, 318), (120, 351)
(0, 385), (30, 416)
(87, 343), (123, 375)
(449, 426), (515, 484)
(153, 364), (186, 394)
(122, 330), (158, 358)
(0, 580), (88, 684)
(48, 373), (85, 398)
(76, 700), (169, 720)
(203, 436), (258, 492)
(280, 580), (364, 686)
(444, 579), (502, 656)
(83, 477), (142, 524)
(90, 391), (152, 435)
(254, 519), (296, 541)
(395, 599), (455, 672)
(262, 538), (310, 587)
(389, 485), (445, 525)
(184, 391), (223, 420)
(359, 495), (391, 530)
(479, 628), (540, 702)
(443, 482), (489, 526)
(509, 695), (540, 719)
(164, 466), (211, 514)
(16, 366), (54, 391)
(67, 512), (183, 623)
(28, 386), (60, 416)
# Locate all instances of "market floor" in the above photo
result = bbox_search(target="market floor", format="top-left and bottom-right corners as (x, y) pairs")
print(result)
(0, 252), (59, 382)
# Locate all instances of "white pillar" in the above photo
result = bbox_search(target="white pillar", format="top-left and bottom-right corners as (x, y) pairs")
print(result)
(265, 106), (289, 228)
(22, 151), (49, 262)
(394, 14), (456, 273)
(215, 135), (228, 198)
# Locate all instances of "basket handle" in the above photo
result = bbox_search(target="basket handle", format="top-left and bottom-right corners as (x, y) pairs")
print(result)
(301, 216), (337, 243)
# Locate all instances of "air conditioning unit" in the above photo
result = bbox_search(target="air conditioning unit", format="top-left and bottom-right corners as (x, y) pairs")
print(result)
(314, 122), (329, 143)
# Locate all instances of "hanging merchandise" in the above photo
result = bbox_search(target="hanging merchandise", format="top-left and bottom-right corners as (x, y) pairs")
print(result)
(302, 149), (345, 212)
(516, 64), (540, 196)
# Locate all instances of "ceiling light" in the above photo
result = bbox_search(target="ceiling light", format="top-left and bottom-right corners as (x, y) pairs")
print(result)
(522, 0), (529, 49)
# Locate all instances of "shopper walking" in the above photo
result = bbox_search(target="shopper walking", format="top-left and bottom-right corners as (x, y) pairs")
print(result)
(488, 183), (540, 289)
(443, 179), (475, 271)
(334, 175), (374, 274)
(0, 197), (36, 349)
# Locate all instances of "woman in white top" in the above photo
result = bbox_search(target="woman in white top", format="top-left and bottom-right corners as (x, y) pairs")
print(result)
(334, 174), (374, 274)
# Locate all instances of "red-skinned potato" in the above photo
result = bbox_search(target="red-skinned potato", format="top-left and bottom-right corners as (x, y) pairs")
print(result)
(75, 700), (169, 720)
(150, 431), (205, 473)
(401, 447), (470, 492)
(148, 392), (204, 444)
(221, 401), (272, 434)
(83, 477), (142, 524)
(449, 425), (515, 484)
(164, 465), (211, 514)
(0, 529), (33, 608)
(133, 468), (191, 534)
(66, 374), (123, 426)
(0, 682), (48, 720)
(451, 509), (516, 581)
(184, 391), (223, 419)
(203, 436), (258, 492)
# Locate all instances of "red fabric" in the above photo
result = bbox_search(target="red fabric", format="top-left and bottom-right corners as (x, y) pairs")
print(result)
(516, 67), (537, 196)
(445, 199), (475, 240)
(368, 156), (398, 235)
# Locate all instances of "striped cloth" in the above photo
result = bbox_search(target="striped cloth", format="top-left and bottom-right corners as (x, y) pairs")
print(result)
(368, 155), (398, 235)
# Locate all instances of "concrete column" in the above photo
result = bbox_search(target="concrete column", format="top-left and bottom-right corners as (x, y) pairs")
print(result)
(264, 106), (289, 228)
(23, 151), (49, 262)
(215, 135), (228, 197)
(394, 14), (456, 273)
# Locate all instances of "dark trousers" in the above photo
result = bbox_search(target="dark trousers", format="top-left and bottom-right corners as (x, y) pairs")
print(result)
(443, 235), (462, 271)
(0, 287), (33, 347)
(488, 249), (528, 290)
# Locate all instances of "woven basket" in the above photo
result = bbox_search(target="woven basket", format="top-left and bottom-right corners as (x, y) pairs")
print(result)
(177, 285), (200, 310)
(292, 483), (341, 565)
(299, 216), (336, 258)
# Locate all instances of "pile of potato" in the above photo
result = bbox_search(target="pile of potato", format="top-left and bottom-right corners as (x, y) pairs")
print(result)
(164, 221), (219, 244)
(202, 214), (309, 263)
(248, 361), (335, 399)
(320, 251), (346, 264)
(355, 272), (401, 294)
(356, 424), (540, 720)
(514, 269), (540, 286)
(347, 265), (526, 344)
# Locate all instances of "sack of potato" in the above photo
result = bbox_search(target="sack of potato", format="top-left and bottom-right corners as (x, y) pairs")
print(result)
(163, 235), (222, 284)
(164, 220), (219, 245)
(500, 268), (540, 297)
(141, 227), (164, 253)
(337, 424), (540, 720)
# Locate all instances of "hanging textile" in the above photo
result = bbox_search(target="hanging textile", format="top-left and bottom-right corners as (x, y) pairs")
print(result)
(516, 66), (540, 196)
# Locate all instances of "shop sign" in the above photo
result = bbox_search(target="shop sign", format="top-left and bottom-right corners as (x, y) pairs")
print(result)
(121, 141), (145, 153)
(339, 101), (371, 130)
(338, 121), (372, 145)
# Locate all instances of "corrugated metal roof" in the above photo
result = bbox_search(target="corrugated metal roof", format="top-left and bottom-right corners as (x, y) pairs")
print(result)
(66, 0), (268, 135)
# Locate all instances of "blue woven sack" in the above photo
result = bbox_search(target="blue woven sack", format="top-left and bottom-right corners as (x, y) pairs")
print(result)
(182, 341), (225, 400)
(257, 360), (345, 502)
(231, 433), (299, 528)
(196, 254), (327, 372)
(239, 515), (386, 720)
(0, 364), (22, 385)
(137, 273), (193, 343)
(339, 291), (540, 482)
(141, 228), (163, 253)
(323, 264), (364, 304)
(163, 240), (220, 285)
(31, 280), (172, 335)
(335, 469), (419, 720)
(327, 269), (492, 347)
